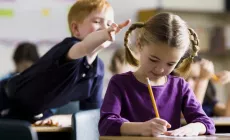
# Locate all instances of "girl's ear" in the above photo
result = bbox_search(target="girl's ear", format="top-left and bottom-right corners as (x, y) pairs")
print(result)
(136, 39), (142, 52)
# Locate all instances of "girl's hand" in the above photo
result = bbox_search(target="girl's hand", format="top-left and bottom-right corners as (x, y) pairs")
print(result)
(140, 118), (171, 137)
(216, 70), (230, 84)
(199, 59), (214, 80)
(164, 123), (204, 137)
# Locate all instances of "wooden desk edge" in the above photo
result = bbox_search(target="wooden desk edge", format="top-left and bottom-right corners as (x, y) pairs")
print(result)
(32, 126), (72, 132)
(100, 135), (230, 140)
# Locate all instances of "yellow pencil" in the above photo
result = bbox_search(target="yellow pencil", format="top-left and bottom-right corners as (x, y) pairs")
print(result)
(212, 74), (219, 82)
(146, 77), (160, 118)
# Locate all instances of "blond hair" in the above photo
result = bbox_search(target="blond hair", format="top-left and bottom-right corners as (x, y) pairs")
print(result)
(124, 12), (199, 78)
(68, 0), (111, 35)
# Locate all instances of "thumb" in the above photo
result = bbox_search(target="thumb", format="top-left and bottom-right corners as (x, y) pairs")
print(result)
(108, 23), (118, 32)
(166, 123), (171, 128)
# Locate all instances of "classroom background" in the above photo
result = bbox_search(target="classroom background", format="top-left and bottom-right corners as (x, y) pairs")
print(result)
(0, 0), (230, 103)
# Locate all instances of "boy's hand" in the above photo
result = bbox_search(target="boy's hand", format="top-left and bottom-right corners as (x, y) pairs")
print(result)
(140, 118), (171, 136)
(107, 19), (131, 41)
(34, 115), (71, 127)
(216, 70), (230, 84)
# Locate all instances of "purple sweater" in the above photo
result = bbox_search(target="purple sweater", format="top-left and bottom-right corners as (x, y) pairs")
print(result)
(98, 72), (215, 136)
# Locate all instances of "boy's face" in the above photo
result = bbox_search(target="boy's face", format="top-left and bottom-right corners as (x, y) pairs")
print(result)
(138, 43), (186, 80)
(74, 6), (114, 47)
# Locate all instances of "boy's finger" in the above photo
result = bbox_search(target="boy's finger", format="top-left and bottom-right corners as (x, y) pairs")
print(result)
(108, 23), (118, 32)
(34, 120), (42, 125)
(118, 19), (131, 29)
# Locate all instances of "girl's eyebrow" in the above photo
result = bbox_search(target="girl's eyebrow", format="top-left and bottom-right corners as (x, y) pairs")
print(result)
(150, 55), (177, 63)
(150, 55), (160, 60)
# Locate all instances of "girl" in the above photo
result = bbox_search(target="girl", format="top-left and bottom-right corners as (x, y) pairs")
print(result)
(99, 12), (215, 137)
(187, 57), (230, 116)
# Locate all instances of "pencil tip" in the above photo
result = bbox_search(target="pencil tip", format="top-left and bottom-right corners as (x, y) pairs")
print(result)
(146, 77), (150, 83)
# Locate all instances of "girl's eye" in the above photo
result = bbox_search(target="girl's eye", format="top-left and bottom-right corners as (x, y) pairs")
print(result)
(94, 20), (100, 23)
(167, 64), (174, 67)
(149, 58), (158, 62)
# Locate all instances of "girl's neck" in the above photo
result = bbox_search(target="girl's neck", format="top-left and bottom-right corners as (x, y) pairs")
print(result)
(133, 69), (167, 86)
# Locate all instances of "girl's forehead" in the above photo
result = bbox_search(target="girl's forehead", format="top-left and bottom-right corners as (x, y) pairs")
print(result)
(144, 43), (186, 61)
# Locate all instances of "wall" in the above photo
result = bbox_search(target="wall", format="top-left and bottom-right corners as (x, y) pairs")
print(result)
(162, 0), (224, 12)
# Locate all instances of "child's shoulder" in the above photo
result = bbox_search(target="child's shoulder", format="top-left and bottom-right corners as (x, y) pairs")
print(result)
(110, 71), (133, 82)
(57, 37), (81, 47)
(167, 74), (188, 85)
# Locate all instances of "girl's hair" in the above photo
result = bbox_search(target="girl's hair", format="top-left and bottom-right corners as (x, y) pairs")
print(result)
(13, 42), (40, 64)
(109, 47), (126, 74)
(68, 0), (111, 35)
(124, 12), (199, 78)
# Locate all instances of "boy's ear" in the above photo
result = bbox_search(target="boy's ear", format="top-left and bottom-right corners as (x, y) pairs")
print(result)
(71, 21), (80, 37)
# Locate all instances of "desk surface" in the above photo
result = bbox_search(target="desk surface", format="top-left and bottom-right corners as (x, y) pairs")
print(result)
(32, 126), (72, 132)
(181, 117), (230, 126)
(100, 134), (230, 140)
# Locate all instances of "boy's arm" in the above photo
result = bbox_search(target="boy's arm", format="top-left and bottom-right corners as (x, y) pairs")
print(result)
(67, 20), (131, 65)
(67, 29), (110, 64)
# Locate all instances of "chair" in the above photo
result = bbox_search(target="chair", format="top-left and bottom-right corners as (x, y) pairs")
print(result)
(55, 101), (80, 114)
(0, 119), (38, 140)
(72, 109), (100, 140)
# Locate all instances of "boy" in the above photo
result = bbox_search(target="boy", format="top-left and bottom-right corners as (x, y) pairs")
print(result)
(3, 0), (130, 123)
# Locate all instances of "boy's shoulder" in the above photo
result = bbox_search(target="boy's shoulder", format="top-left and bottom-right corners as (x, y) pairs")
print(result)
(56, 37), (81, 47)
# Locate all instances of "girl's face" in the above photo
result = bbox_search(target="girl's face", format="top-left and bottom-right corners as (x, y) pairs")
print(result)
(138, 42), (186, 80)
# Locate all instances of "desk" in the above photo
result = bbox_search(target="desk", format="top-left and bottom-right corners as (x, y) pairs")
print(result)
(32, 126), (72, 132)
(100, 134), (230, 140)
(211, 117), (230, 126)
(181, 117), (230, 133)
(32, 126), (72, 140)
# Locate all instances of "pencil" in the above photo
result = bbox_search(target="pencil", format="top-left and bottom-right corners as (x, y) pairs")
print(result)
(212, 74), (219, 82)
(146, 77), (160, 118)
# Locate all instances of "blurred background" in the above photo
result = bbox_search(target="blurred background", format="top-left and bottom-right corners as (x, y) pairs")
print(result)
(0, 0), (230, 103)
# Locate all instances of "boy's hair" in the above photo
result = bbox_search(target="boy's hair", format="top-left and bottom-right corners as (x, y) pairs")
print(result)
(13, 42), (39, 64)
(124, 12), (199, 78)
(109, 47), (126, 74)
(68, 0), (111, 35)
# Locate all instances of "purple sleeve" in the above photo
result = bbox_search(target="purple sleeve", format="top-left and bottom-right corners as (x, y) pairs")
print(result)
(98, 76), (129, 136)
(181, 79), (216, 135)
